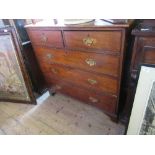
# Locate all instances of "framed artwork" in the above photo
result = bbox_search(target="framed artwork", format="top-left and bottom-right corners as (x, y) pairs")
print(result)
(0, 27), (35, 104)
(127, 65), (155, 135)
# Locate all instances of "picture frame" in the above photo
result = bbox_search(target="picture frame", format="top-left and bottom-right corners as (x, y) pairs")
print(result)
(0, 27), (35, 104)
(127, 65), (155, 134)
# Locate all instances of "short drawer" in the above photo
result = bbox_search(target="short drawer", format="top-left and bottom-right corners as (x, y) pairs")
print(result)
(44, 64), (118, 95)
(27, 30), (63, 48)
(143, 46), (155, 64)
(64, 30), (122, 52)
(46, 78), (117, 114)
(34, 47), (120, 77)
(133, 45), (155, 70)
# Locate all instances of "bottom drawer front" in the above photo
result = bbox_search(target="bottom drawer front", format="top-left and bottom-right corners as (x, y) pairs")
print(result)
(48, 78), (117, 114)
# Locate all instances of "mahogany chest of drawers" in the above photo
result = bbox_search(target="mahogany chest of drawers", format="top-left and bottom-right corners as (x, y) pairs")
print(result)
(25, 19), (133, 120)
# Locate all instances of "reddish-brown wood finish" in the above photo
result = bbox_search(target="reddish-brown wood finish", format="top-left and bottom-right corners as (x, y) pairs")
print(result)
(33, 46), (120, 77)
(143, 47), (155, 64)
(41, 63), (118, 95)
(27, 30), (64, 48)
(131, 38), (155, 70)
(25, 19), (132, 119)
(64, 31), (122, 52)
(46, 77), (117, 115)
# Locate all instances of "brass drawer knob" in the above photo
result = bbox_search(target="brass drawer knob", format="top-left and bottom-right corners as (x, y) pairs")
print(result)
(51, 68), (59, 74)
(85, 58), (96, 66)
(55, 85), (62, 90)
(87, 78), (97, 85)
(41, 34), (48, 43)
(46, 53), (53, 59)
(89, 96), (98, 103)
(83, 35), (96, 46)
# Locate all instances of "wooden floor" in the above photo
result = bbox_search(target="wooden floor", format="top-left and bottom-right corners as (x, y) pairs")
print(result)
(0, 92), (125, 135)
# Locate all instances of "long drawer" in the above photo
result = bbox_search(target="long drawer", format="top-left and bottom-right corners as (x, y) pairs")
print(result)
(33, 46), (120, 77)
(41, 63), (118, 95)
(27, 30), (63, 48)
(64, 30), (122, 52)
(46, 77), (117, 114)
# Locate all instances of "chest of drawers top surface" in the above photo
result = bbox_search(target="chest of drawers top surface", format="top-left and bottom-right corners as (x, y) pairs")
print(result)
(25, 20), (131, 118)
(25, 19), (132, 29)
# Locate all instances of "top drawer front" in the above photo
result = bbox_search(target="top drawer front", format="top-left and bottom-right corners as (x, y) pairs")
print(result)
(64, 31), (122, 52)
(27, 30), (63, 48)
